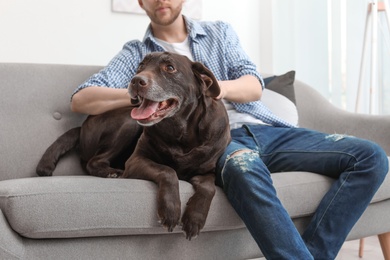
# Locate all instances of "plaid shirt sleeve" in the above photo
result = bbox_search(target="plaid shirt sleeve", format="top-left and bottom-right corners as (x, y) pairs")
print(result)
(71, 40), (146, 97)
(232, 101), (296, 127)
(222, 23), (265, 87)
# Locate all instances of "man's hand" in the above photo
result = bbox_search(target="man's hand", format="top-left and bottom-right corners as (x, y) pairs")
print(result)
(215, 82), (227, 100)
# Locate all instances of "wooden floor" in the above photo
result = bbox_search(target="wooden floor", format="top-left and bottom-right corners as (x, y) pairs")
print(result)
(336, 236), (384, 260)
(251, 236), (384, 260)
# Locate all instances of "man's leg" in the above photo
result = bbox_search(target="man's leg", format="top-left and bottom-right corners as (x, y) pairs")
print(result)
(243, 125), (388, 259)
(216, 136), (313, 259)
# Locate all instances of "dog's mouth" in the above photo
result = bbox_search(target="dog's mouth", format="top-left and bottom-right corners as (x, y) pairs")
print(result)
(130, 97), (179, 125)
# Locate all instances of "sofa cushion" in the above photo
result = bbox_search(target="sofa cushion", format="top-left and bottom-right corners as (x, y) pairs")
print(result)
(261, 71), (298, 126)
(262, 89), (299, 127)
(0, 176), (244, 239)
(264, 70), (296, 104)
(0, 63), (92, 182)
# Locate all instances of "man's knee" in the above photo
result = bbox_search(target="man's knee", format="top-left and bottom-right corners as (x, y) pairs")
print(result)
(355, 139), (388, 184)
(221, 149), (259, 177)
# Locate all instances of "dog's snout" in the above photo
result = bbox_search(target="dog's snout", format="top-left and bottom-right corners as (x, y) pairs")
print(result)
(131, 76), (148, 88)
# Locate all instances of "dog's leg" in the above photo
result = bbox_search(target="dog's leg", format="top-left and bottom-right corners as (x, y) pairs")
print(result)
(124, 159), (181, 232)
(156, 169), (181, 232)
(83, 122), (142, 178)
(181, 173), (216, 240)
(86, 151), (125, 178)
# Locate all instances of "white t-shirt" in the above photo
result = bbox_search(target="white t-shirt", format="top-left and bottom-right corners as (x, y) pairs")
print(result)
(154, 37), (194, 61)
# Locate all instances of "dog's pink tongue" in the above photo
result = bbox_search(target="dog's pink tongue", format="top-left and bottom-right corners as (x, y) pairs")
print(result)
(131, 99), (159, 120)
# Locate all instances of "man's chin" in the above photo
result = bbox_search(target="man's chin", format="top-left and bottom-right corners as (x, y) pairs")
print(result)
(149, 8), (182, 26)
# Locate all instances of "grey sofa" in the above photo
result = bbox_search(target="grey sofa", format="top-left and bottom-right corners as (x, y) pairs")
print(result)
(0, 63), (389, 260)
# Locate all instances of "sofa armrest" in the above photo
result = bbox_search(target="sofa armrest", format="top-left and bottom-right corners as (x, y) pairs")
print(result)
(294, 80), (390, 155)
(0, 210), (23, 259)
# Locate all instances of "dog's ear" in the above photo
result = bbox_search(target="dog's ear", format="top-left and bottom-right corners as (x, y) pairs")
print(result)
(192, 62), (221, 98)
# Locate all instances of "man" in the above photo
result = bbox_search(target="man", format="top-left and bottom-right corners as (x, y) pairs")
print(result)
(71, 0), (388, 259)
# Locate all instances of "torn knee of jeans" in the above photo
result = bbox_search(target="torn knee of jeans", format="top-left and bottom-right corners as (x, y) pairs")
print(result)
(226, 149), (258, 172)
(219, 149), (258, 186)
(325, 134), (350, 142)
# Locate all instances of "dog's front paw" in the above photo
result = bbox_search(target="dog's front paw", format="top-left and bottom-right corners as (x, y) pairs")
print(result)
(157, 195), (181, 232)
(181, 210), (206, 240)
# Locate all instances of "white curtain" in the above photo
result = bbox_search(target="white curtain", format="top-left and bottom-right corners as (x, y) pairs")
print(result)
(269, 0), (390, 114)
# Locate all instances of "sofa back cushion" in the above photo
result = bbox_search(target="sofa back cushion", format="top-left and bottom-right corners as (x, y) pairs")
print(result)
(261, 71), (298, 127)
(0, 63), (102, 181)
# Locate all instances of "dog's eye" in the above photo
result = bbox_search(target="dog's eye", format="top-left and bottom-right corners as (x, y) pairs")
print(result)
(165, 64), (176, 73)
(137, 63), (144, 72)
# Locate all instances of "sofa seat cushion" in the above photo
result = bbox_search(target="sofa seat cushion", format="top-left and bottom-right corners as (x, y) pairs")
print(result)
(1, 166), (389, 239)
(0, 176), (243, 239)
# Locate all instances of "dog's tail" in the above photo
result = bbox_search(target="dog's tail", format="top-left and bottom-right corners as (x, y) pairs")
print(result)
(36, 127), (81, 176)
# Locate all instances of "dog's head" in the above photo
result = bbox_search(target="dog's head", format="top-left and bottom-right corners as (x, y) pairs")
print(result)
(128, 52), (220, 126)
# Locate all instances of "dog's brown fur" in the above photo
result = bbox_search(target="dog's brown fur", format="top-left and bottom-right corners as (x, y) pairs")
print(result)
(36, 52), (231, 240)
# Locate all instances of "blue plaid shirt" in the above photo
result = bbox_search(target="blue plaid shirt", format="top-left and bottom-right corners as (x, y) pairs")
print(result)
(74, 16), (293, 127)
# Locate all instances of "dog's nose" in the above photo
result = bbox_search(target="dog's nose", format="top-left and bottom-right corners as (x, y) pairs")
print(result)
(131, 76), (148, 88)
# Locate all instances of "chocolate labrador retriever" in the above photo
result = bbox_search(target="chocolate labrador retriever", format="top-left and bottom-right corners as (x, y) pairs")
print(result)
(36, 52), (231, 240)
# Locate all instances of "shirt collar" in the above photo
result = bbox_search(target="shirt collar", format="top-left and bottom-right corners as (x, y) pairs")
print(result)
(143, 15), (207, 44)
(184, 15), (207, 42)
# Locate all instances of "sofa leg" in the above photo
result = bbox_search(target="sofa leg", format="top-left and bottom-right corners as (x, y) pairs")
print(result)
(359, 238), (364, 257)
(378, 232), (390, 260)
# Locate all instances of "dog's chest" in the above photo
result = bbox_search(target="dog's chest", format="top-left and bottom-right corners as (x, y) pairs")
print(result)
(152, 140), (215, 179)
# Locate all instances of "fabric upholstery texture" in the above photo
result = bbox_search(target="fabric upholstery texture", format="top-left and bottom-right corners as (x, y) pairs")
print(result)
(0, 176), (243, 239)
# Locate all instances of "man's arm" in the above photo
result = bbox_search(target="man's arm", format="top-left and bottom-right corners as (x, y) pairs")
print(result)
(71, 87), (131, 115)
(70, 41), (145, 115)
(212, 22), (263, 103)
(216, 75), (262, 102)
(71, 73), (262, 115)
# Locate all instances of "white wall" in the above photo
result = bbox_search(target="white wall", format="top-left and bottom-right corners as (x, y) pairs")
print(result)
(0, 0), (264, 67)
(203, 0), (263, 70)
(0, 0), (150, 65)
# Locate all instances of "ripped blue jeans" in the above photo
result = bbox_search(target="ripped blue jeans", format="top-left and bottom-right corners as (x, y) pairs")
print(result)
(215, 125), (388, 260)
